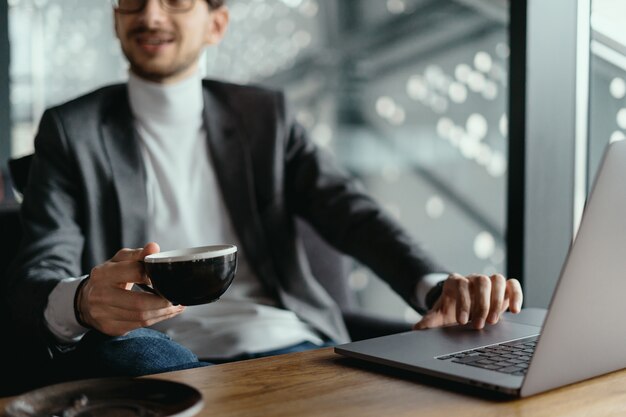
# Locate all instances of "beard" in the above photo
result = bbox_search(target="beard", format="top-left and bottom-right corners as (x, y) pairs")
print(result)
(119, 26), (203, 83)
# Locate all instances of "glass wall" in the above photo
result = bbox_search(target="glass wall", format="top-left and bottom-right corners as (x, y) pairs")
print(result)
(8, 0), (126, 158)
(4, 0), (510, 321)
(589, 0), (626, 187)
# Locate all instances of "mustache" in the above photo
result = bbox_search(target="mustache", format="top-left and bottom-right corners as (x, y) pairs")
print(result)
(127, 26), (175, 38)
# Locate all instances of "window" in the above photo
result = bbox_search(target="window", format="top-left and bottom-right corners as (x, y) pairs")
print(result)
(3, 0), (510, 320)
(589, 0), (626, 186)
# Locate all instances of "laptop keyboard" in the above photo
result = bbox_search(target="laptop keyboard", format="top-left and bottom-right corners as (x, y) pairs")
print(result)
(436, 335), (538, 376)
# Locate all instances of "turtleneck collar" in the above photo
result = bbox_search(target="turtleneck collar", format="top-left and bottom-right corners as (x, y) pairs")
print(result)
(128, 70), (204, 126)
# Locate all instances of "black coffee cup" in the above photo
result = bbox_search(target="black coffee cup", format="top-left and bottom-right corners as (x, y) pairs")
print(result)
(142, 244), (237, 306)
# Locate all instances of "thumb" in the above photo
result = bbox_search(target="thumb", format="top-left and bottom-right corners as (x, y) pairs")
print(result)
(141, 242), (160, 259)
(110, 242), (160, 263)
(413, 312), (444, 330)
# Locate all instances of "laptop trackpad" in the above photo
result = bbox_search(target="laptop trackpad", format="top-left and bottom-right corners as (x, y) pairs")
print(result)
(501, 307), (547, 327)
(423, 320), (541, 357)
(336, 319), (541, 363)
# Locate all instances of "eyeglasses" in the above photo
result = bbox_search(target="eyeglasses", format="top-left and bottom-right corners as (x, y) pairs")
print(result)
(111, 0), (199, 14)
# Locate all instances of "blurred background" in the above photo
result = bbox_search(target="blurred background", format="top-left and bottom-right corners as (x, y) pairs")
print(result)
(0, 0), (623, 321)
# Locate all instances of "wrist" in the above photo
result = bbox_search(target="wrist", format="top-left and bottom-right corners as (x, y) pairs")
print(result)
(73, 275), (92, 329)
(425, 280), (445, 310)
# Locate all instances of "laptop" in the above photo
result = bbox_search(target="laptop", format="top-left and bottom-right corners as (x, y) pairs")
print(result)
(335, 138), (626, 397)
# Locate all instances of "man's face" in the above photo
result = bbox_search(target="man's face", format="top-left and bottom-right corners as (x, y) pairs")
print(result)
(114, 0), (229, 83)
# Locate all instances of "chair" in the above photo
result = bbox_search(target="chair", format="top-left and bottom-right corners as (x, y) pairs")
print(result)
(0, 182), (37, 396)
(0, 206), (21, 288)
(296, 218), (413, 341)
(7, 154), (31, 200)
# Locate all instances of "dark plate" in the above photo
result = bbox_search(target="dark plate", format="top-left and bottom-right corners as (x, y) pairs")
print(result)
(4, 377), (203, 417)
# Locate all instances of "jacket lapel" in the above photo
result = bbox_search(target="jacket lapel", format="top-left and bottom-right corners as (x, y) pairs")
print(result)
(98, 83), (274, 287)
(101, 86), (148, 250)
(202, 87), (277, 291)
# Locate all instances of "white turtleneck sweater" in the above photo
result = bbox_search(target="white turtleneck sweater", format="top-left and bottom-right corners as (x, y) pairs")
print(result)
(42, 71), (443, 359)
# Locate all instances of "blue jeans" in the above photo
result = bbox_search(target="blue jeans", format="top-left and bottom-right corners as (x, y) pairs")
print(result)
(51, 329), (334, 380)
(51, 328), (210, 381)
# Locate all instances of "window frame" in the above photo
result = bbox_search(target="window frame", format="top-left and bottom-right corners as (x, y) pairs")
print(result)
(509, 0), (591, 307)
(1, 0), (10, 170)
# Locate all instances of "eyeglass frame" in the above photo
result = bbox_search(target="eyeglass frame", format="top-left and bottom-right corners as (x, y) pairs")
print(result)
(111, 0), (204, 14)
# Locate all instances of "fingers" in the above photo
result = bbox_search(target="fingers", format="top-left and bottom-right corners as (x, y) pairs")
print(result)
(110, 242), (160, 263)
(89, 305), (185, 337)
(468, 274), (491, 329)
(78, 243), (172, 336)
(110, 247), (147, 263)
(141, 242), (160, 259)
(91, 261), (149, 287)
(79, 280), (181, 335)
(449, 274), (470, 325)
(92, 242), (161, 287)
(505, 278), (523, 313)
(92, 286), (173, 311)
(432, 273), (523, 330)
(413, 313), (443, 330)
(414, 299), (445, 330)
(487, 274), (506, 324)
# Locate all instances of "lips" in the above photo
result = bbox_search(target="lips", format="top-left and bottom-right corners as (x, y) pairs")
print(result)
(132, 31), (176, 53)
(137, 35), (174, 45)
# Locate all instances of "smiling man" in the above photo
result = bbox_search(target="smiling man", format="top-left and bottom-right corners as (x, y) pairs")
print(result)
(116, 0), (225, 82)
(6, 0), (522, 384)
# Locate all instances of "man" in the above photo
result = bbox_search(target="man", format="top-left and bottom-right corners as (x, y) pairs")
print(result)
(5, 0), (522, 384)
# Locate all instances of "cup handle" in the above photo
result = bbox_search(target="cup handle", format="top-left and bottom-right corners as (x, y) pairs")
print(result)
(135, 283), (159, 296)
(136, 259), (158, 296)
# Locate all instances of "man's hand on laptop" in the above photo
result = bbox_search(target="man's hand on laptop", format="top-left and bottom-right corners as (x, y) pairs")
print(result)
(414, 273), (523, 330)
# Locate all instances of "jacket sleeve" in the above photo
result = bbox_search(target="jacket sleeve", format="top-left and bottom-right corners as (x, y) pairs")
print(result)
(280, 94), (444, 312)
(5, 108), (86, 358)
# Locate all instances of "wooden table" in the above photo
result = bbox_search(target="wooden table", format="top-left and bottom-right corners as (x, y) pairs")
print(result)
(3, 347), (626, 416)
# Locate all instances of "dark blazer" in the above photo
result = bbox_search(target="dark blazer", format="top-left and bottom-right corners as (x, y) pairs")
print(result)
(5, 80), (440, 362)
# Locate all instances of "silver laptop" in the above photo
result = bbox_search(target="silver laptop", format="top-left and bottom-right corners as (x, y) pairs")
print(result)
(335, 139), (626, 397)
